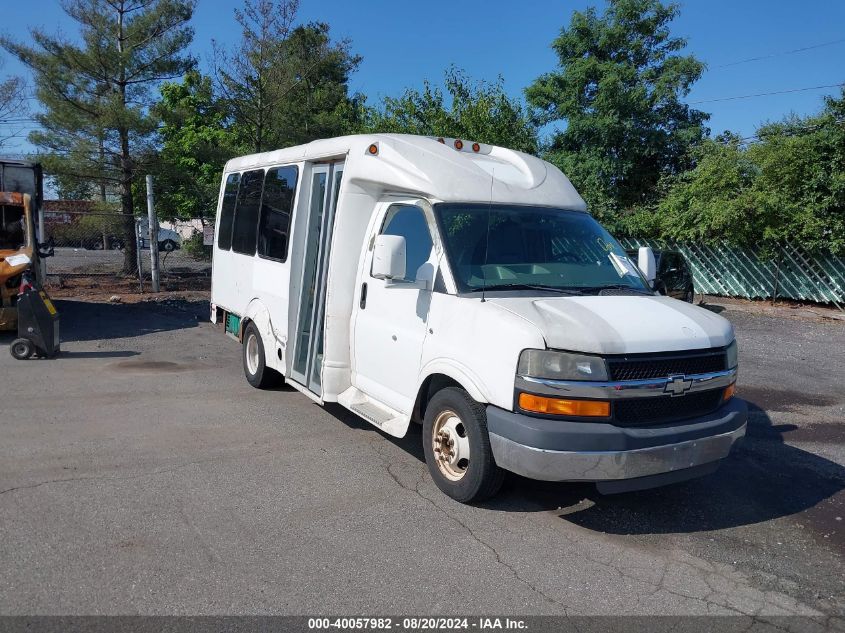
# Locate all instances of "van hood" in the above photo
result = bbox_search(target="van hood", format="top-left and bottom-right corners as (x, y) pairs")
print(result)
(486, 294), (734, 355)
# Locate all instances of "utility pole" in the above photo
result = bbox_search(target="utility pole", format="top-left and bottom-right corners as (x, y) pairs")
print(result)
(145, 175), (160, 293)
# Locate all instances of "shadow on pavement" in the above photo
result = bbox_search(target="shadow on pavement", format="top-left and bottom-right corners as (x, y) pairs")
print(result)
(56, 350), (141, 359)
(488, 400), (844, 539)
(328, 397), (843, 538)
(55, 299), (209, 342)
(324, 403), (427, 463)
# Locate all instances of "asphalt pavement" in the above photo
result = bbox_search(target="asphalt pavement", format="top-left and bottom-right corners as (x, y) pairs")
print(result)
(0, 298), (842, 617)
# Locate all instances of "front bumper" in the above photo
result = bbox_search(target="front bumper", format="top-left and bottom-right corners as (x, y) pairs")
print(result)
(487, 397), (747, 483)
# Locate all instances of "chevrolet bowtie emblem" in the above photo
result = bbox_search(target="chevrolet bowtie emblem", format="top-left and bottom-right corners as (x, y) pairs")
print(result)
(664, 374), (693, 396)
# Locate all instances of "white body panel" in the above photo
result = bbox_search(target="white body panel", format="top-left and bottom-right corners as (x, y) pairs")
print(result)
(211, 134), (736, 441)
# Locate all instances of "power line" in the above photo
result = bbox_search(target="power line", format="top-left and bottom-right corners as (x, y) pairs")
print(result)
(713, 37), (845, 69)
(691, 82), (844, 105)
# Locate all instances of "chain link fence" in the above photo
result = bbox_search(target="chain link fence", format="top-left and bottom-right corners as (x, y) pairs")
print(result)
(37, 207), (845, 309)
(42, 209), (211, 293)
(620, 238), (845, 310)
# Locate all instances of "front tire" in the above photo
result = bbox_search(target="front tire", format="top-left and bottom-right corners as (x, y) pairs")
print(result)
(423, 387), (504, 503)
(242, 322), (282, 389)
(10, 338), (34, 360)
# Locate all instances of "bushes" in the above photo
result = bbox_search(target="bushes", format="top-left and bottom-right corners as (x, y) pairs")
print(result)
(181, 229), (211, 261)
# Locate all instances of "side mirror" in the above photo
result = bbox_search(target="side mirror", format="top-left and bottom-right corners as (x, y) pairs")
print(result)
(638, 246), (656, 285)
(372, 234), (406, 280)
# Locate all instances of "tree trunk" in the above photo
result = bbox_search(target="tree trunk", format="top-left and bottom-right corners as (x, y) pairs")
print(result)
(119, 128), (136, 274)
(116, 2), (136, 276)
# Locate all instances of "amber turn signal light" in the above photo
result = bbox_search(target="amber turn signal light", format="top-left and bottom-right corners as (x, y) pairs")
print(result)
(723, 383), (736, 402)
(518, 393), (610, 417)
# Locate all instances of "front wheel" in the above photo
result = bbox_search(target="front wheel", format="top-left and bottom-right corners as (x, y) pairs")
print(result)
(160, 239), (177, 252)
(423, 387), (504, 503)
(242, 322), (282, 389)
(10, 338), (34, 360)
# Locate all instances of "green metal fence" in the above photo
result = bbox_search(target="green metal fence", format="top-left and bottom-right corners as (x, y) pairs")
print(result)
(619, 238), (845, 311)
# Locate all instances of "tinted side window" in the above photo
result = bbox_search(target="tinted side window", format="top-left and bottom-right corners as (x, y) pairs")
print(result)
(380, 205), (433, 281)
(667, 254), (681, 271)
(231, 169), (264, 255)
(217, 173), (240, 250)
(258, 166), (298, 261)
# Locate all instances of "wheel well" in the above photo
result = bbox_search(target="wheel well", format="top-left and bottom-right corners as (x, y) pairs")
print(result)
(412, 374), (464, 425)
(238, 317), (252, 343)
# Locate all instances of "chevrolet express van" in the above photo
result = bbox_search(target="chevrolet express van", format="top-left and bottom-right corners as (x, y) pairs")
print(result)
(210, 134), (747, 502)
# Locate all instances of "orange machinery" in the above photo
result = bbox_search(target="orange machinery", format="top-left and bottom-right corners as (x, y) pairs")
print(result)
(0, 191), (38, 330)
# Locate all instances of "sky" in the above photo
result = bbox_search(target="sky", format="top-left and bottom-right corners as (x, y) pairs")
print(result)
(2, 0), (845, 157)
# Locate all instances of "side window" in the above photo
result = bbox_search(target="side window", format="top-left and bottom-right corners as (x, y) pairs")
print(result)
(667, 254), (681, 272)
(231, 169), (264, 255)
(217, 173), (240, 250)
(258, 166), (298, 261)
(380, 204), (433, 281)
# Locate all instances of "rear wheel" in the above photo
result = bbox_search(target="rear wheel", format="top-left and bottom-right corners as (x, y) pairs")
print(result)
(242, 322), (282, 389)
(10, 338), (34, 360)
(423, 387), (504, 503)
(161, 239), (177, 252)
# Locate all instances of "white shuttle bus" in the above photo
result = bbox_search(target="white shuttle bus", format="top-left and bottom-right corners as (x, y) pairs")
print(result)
(211, 134), (747, 502)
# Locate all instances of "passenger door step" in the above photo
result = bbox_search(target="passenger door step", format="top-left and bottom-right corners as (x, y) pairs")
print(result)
(338, 387), (407, 437)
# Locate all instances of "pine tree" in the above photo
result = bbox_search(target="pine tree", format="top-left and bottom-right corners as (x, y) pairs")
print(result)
(213, 0), (361, 153)
(2, 0), (195, 273)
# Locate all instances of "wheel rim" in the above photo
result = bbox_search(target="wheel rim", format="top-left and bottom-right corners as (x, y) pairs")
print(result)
(432, 409), (471, 481)
(245, 333), (259, 375)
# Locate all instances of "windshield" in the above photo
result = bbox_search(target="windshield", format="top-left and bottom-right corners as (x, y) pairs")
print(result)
(434, 204), (650, 294)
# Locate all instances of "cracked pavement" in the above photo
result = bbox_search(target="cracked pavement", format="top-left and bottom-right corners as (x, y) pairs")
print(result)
(0, 298), (843, 618)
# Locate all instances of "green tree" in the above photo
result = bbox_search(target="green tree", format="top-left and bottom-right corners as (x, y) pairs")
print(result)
(213, 0), (361, 153)
(153, 70), (235, 220)
(0, 57), (28, 150)
(646, 90), (845, 255)
(2, 0), (196, 273)
(526, 0), (708, 224)
(364, 68), (538, 154)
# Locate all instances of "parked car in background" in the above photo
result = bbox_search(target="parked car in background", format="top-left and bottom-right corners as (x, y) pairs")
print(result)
(137, 221), (182, 252)
(627, 249), (695, 302)
(83, 236), (124, 250)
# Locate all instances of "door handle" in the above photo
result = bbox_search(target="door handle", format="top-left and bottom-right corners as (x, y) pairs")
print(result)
(360, 282), (368, 309)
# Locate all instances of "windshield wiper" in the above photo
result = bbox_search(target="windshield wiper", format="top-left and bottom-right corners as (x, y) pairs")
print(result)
(576, 284), (652, 295)
(467, 283), (585, 295)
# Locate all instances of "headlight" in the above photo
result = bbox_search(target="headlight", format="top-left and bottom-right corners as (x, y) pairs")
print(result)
(726, 340), (738, 369)
(517, 349), (608, 381)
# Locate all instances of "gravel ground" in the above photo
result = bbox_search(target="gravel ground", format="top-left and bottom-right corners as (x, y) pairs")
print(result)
(47, 247), (210, 276)
(0, 297), (842, 619)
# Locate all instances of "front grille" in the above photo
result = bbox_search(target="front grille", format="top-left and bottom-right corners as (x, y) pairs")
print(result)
(613, 390), (723, 426)
(607, 350), (727, 381)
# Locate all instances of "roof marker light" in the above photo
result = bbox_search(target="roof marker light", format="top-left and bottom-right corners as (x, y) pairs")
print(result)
(367, 143), (379, 155)
(454, 139), (463, 150)
(437, 137), (445, 144)
(472, 142), (480, 152)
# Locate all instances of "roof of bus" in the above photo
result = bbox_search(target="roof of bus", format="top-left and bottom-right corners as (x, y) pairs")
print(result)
(223, 134), (587, 211)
